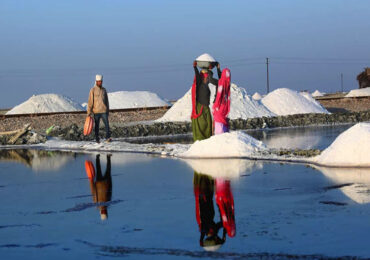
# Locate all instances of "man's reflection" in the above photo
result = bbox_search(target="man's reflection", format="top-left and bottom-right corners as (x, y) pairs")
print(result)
(193, 171), (235, 251)
(85, 154), (112, 220)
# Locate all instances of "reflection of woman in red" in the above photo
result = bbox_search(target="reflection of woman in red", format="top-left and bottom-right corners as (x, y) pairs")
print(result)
(85, 154), (112, 220)
(215, 178), (236, 238)
(193, 171), (235, 251)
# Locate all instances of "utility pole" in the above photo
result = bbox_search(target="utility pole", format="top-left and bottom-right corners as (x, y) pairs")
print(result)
(341, 73), (344, 92)
(266, 57), (270, 94)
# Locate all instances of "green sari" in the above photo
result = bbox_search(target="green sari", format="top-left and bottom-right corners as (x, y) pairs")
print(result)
(191, 102), (212, 142)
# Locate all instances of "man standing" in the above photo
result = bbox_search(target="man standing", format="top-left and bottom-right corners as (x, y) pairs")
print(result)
(87, 74), (111, 143)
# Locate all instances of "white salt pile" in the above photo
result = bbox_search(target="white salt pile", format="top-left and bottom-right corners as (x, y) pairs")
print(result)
(261, 88), (329, 116)
(300, 91), (312, 100)
(314, 123), (370, 167)
(6, 94), (83, 115)
(184, 159), (262, 179)
(300, 91), (328, 112)
(312, 90), (325, 97)
(345, 87), (370, 98)
(180, 131), (267, 158)
(157, 84), (275, 122)
(226, 85), (275, 119)
(156, 88), (193, 122)
(252, 92), (262, 100)
(81, 102), (87, 108)
(108, 91), (170, 109)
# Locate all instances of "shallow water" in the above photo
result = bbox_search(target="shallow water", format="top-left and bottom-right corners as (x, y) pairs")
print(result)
(122, 124), (353, 150)
(1, 124), (370, 259)
(248, 124), (354, 150)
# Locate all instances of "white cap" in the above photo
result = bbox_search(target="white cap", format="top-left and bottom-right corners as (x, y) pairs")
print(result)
(202, 244), (222, 252)
(100, 213), (107, 220)
(95, 74), (103, 81)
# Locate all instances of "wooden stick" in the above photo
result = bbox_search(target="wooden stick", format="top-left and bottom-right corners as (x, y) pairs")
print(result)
(8, 124), (31, 144)
(0, 129), (21, 135)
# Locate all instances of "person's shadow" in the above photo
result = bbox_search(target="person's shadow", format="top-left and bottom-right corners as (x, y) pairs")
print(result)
(85, 154), (112, 220)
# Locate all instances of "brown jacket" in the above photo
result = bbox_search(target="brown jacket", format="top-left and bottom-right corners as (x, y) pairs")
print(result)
(90, 179), (112, 203)
(87, 85), (109, 115)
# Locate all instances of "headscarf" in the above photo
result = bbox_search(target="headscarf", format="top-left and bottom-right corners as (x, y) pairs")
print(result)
(212, 68), (231, 126)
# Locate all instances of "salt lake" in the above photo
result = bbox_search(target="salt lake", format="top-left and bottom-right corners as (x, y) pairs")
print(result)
(0, 124), (369, 259)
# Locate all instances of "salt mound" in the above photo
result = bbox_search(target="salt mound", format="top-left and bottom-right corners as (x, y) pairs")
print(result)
(345, 87), (370, 98)
(6, 94), (83, 115)
(252, 92), (262, 100)
(227, 84), (275, 119)
(180, 131), (267, 158)
(81, 102), (87, 108)
(300, 91), (327, 111)
(314, 123), (370, 167)
(195, 53), (216, 62)
(261, 88), (329, 116)
(300, 91), (313, 101)
(157, 83), (275, 122)
(108, 91), (170, 109)
(156, 88), (193, 122)
(184, 159), (262, 179)
(312, 90), (325, 97)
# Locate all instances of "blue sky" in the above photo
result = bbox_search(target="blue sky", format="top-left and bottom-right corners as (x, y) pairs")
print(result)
(0, 0), (369, 108)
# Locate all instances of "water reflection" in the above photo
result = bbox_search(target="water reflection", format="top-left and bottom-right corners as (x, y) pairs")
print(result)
(0, 149), (76, 171)
(317, 166), (370, 204)
(247, 124), (352, 150)
(85, 154), (112, 220)
(191, 161), (239, 251)
(185, 159), (262, 250)
(248, 128), (323, 150)
(185, 159), (262, 179)
(193, 172), (226, 250)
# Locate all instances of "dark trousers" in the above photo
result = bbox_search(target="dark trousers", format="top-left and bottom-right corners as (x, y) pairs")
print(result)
(94, 113), (110, 140)
(94, 154), (112, 204)
(96, 155), (112, 182)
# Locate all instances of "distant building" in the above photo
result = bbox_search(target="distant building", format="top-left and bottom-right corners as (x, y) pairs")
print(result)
(356, 68), (370, 89)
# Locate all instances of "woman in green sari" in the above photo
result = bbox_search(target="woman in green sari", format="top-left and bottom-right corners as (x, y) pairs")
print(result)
(191, 61), (221, 141)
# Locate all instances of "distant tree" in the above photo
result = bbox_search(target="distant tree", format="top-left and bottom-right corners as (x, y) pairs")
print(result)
(356, 68), (370, 89)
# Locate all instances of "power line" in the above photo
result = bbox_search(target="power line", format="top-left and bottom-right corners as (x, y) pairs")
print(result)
(0, 57), (367, 78)
(222, 57), (266, 62)
(273, 61), (368, 65)
(271, 57), (370, 61)
(226, 62), (265, 67)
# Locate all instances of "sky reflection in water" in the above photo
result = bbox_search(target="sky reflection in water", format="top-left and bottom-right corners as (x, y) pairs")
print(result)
(0, 124), (369, 259)
(0, 148), (370, 259)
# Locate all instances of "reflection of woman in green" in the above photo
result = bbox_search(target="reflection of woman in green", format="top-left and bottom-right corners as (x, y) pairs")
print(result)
(193, 171), (226, 251)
